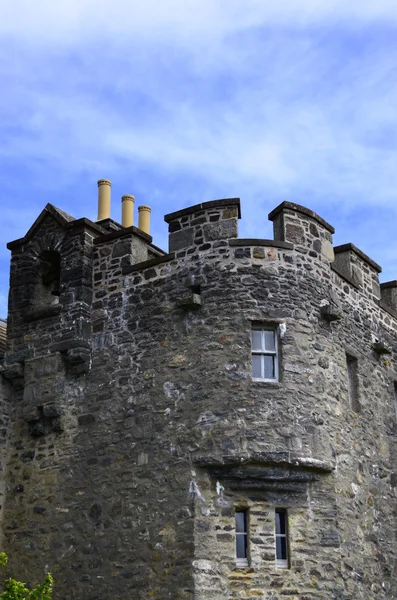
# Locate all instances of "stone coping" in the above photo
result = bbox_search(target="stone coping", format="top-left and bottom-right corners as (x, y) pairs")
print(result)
(149, 242), (167, 256)
(380, 280), (397, 290)
(164, 198), (241, 223)
(8, 213), (106, 250)
(331, 263), (360, 289)
(94, 224), (152, 245)
(334, 243), (382, 273)
(229, 238), (293, 250)
(122, 252), (175, 275)
(268, 201), (335, 234)
(96, 217), (124, 232)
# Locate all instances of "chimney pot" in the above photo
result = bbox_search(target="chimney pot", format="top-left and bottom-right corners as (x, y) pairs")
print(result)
(97, 179), (111, 221)
(138, 205), (151, 235)
(121, 195), (135, 228)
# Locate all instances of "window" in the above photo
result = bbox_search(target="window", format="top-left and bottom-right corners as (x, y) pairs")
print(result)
(275, 509), (289, 568)
(394, 382), (397, 417)
(251, 326), (278, 381)
(235, 510), (248, 566)
(346, 353), (360, 412)
(35, 250), (61, 306)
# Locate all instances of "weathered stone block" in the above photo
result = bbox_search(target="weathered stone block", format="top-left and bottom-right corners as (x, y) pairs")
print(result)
(169, 227), (194, 251)
(203, 219), (238, 242)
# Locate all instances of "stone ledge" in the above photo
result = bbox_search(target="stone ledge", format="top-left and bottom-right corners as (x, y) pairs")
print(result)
(194, 452), (334, 473)
(23, 304), (63, 322)
(122, 253), (175, 275)
(164, 198), (241, 222)
(194, 453), (334, 493)
(51, 339), (90, 353)
(334, 242), (382, 273)
(229, 238), (293, 250)
(268, 201), (335, 234)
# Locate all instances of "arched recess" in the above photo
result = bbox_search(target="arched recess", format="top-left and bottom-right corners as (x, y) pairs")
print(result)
(35, 250), (61, 306)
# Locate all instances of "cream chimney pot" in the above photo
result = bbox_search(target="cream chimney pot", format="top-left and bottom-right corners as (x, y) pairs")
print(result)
(97, 179), (111, 221)
(138, 205), (151, 235)
(121, 195), (135, 228)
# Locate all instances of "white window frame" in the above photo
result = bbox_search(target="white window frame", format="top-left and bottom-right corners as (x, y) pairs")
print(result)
(235, 510), (249, 567)
(275, 509), (289, 569)
(251, 326), (279, 382)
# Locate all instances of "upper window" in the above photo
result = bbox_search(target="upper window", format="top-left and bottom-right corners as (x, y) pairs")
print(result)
(251, 326), (278, 381)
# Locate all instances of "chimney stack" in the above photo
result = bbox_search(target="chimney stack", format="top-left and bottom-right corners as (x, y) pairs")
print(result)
(121, 195), (135, 228)
(97, 179), (111, 221)
(138, 205), (151, 235)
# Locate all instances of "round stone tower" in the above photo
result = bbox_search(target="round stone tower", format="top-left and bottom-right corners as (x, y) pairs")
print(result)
(1, 196), (396, 599)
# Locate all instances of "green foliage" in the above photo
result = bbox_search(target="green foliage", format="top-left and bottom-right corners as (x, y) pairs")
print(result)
(0, 553), (53, 600)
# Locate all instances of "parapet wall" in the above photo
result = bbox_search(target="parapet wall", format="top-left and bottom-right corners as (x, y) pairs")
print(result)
(90, 197), (397, 334)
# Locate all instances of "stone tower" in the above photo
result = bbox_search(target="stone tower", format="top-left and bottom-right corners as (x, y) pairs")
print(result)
(0, 186), (396, 599)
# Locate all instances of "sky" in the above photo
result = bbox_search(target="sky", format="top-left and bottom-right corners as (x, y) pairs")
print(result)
(0, 0), (397, 317)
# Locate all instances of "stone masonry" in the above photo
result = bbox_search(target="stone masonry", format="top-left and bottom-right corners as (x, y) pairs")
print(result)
(0, 196), (396, 599)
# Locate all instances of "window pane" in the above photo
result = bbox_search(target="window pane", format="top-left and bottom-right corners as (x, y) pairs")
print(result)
(264, 330), (275, 351)
(275, 511), (286, 535)
(252, 354), (262, 378)
(251, 330), (262, 350)
(235, 512), (246, 533)
(276, 536), (287, 560)
(236, 534), (247, 558)
(264, 355), (275, 379)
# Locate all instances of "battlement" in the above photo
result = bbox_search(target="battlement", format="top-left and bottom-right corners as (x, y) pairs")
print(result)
(5, 195), (397, 333)
(93, 196), (395, 320)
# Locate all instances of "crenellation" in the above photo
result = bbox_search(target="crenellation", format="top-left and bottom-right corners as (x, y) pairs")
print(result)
(268, 201), (335, 266)
(380, 280), (397, 317)
(165, 199), (240, 253)
(333, 242), (382, 307)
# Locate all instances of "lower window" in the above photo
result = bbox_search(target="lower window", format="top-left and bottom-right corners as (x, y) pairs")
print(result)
(275, 509), (289, 568)
(235, 510), (248, 566)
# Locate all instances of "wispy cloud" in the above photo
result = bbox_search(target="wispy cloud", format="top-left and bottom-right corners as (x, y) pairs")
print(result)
(0, 0), (397, 315)
(2, 0), (397, 42)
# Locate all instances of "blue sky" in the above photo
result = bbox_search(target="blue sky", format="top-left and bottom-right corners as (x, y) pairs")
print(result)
(0, 0), (397, 316)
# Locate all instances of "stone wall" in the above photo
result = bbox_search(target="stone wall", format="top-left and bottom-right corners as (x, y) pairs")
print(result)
(0, 372), (13, 552)
(0, 199), (396, 599)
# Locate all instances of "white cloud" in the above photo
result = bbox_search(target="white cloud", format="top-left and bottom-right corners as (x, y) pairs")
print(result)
(1, 0), (397, 46)
(0, 0), (396, 295)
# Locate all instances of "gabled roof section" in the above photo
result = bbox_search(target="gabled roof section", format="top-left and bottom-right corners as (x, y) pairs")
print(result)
(7, 204), (106, 250)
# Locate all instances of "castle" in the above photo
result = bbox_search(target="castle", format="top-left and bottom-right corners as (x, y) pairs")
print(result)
(0, 180), (396, 599)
